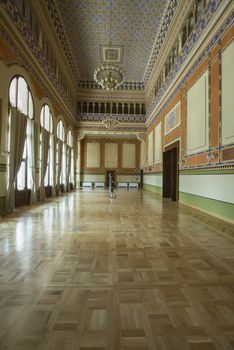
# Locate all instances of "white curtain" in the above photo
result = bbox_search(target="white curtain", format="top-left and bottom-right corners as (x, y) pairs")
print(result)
(28, 120), (38, 204)
(52, 135), (57, 197)
(57, 140), (63, 193)
(6, 107), (27, 212)
(66, 146), (72, 192)
(74, 147), (77, 188)
(39, 128), (50, 202)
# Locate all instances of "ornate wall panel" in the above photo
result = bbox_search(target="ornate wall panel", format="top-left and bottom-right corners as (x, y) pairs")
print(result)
(221, 41), (234, 146)
(164, 101), (181, 135)
(86, 142), (100, 168)
(148, 131), (153, 166)
(122, 143), (135, 169)
(155, 122), (162, 163)
(140, 142), (146, 169)
(105, 143), (118, 168)
(187, 70), (209, 156)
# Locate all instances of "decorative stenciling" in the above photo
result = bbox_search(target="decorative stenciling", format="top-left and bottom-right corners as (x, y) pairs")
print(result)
(147, 5), (233, 127)
(143, 0), (179, 84)
(222, 147), (234, 161)
(165, 101), (181, 135)
(78, 80), (145, 90)
(101, 45), (123, 64)
(44, 0), (79, 81)
(78, 125), (147, 133)
(48, 0), (178, 88)
(77, 114), (146, 123)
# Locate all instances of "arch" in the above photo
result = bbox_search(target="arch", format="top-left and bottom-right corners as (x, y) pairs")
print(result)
(38, 96), (56, 121)
(67, 129), (73, 147)
(57, 119), (65, 142)
(40, 103), (53, 133)
(6, 64), (37, 102)
(9, 75), (34, 119)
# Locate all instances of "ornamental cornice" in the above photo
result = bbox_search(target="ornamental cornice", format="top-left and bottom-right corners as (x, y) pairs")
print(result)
(143, 0), (180, 86)
(77, 92), (146, 104)
(146, 0), (232, 126)
(145, 0), (192, 97)
(43, 0), (80, 83)
(37, 0), (77, 90)
(0, 0), (76, 124)
(77, 124), (147, 133)
(44, 0), (179, 91)
(77, 113), (146, 124)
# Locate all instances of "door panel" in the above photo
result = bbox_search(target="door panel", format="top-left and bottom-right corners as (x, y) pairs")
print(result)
(171, 147), (178, 201)
(163, 141), (179, 201)
(163, 151), (172, 198)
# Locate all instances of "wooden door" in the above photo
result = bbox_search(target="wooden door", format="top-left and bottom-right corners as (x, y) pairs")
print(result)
(171, 147), (178, 201)
(163, 151), (172, 198)
(163, 141), (179, 201)
(140, 170), (143, 188)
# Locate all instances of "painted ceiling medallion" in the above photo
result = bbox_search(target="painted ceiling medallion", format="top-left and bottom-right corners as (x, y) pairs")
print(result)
(94, 64), (124, 91)
(102, 115), (119, 129)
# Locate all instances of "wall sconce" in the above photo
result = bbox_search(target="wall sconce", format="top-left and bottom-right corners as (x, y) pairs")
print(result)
(178, 158), (185, 166)
(207, 151), (218, 160)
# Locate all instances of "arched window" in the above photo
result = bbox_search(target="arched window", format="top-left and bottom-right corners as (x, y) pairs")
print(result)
(67, 130), (74, 186)
(9, 76), (34, 119)
(40, 104), (53, 133)
(67, 130), (73, 147)
(9, 76), (34, 191)
(57, 120), (65, 142)
(56, 120), (66, 189)
(40, 104), (53, 188)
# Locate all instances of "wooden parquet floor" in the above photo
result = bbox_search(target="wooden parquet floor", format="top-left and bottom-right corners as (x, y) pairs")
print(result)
(0, 189), (234, 350)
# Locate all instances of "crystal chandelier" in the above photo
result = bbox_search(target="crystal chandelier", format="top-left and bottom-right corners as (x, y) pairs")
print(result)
(94, 64), (124, 91)
(102, 115), (119, 129)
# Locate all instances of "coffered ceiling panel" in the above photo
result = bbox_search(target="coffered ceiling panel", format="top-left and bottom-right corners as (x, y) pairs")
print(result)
(56, 0), (169, 84)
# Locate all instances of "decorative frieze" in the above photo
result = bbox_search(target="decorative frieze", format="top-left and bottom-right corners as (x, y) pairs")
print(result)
(1, 0), (75, 116)
(77, 114), (146, 123)
(147, 5), (233, 127)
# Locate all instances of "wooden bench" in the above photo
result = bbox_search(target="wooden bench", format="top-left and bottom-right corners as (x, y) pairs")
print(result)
(118, 182), (128, 189)
(95, 182), (105, 188)
(82, 182), (92, 188)
(129, 182), (138, 189)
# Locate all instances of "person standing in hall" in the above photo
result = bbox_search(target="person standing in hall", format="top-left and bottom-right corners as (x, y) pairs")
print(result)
(109, 173), (116, 199)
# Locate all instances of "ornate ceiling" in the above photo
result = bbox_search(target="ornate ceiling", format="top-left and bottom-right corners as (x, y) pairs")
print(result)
(55, 0), (171, 87)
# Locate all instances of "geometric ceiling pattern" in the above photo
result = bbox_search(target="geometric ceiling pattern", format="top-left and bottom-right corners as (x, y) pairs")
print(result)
(56, 0), (170, 84)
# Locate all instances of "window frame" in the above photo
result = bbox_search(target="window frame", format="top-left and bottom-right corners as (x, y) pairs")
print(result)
(40, 104), (54, 187)
(9, 75), (34, 191)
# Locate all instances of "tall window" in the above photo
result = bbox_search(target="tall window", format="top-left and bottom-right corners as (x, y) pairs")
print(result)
(67, 130), (73, 148)
(67, 130), (74, 184)
(9, 76), (34, 190)
(56, 120), (65, 186)
(40, 104), (53, 186)
(57, 120), (65, 141)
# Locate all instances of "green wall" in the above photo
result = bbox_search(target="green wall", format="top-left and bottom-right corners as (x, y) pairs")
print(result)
(143, 180), (234, 223)
(179, 192), (234, 222)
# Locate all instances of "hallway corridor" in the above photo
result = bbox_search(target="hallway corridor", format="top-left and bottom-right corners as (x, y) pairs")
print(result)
(0, 190), (234, 350)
